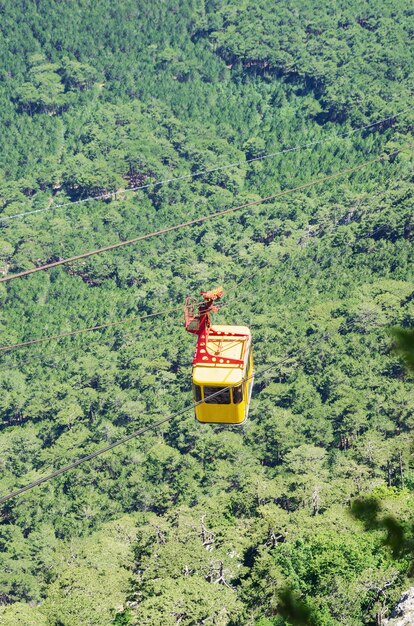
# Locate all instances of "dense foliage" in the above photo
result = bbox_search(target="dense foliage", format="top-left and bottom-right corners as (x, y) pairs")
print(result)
(0, 1), (413, 624)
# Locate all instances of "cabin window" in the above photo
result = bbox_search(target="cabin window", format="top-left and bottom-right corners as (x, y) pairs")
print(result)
(203, 386), (231, 404)
(232, 384), (243, 404)
(193, 384), (202, 403)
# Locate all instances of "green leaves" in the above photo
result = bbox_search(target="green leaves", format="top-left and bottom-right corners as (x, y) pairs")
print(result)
(276, 587), (317, 626)
(0, 1), (413, 624)
(14, 56), (67, 115)
(392, 328), (414, 374)
(350, 495), (407, 558)
(203, 0), (414, 124)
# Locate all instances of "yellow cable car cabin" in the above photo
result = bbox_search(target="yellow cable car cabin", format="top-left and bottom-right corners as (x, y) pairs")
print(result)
(184, 288), (254, 425)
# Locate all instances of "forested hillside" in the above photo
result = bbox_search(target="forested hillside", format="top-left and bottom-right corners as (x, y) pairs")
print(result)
(0, 1), (413, 624)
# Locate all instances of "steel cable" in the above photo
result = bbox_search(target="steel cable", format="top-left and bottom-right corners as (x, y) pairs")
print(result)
(1, 148), (406, 285)
(2, 107), (411, 222)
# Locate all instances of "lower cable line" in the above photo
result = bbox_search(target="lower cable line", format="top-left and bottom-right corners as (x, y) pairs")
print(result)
(0, 358), (294, 505)
(0, 295), (395, 505)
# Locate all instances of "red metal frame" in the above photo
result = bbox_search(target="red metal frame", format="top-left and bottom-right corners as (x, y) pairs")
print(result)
(184, 287), (249, 367)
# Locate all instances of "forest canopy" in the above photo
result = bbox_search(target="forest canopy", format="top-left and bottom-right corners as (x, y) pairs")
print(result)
(0, 1), (413, 625)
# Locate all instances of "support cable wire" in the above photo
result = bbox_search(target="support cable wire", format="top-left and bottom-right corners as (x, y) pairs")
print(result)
(0, 159), (410, 356)
(0, 147), (408, 285)
(1, 107), (412, 222)
(0, 359), (291, 505)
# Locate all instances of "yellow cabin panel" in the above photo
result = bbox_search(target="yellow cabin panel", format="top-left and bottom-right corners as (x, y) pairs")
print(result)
(195, 400), (246, 425)
(192, 325), (254, 425)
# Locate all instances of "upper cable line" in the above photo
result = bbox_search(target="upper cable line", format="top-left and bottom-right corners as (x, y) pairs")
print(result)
(0, 107), (411, 222)
(0, 148), (406, 285)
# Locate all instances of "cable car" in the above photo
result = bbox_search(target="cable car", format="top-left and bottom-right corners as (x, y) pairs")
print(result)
(184, 287), (254, 424)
